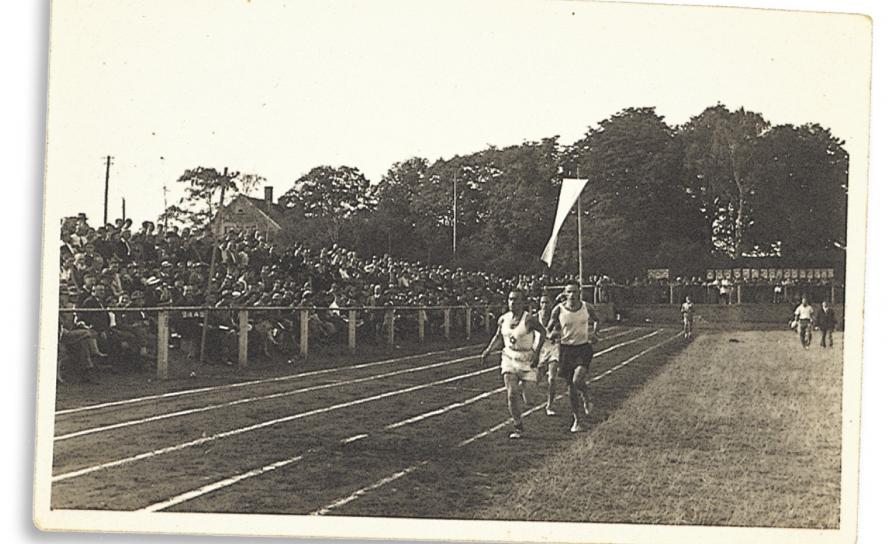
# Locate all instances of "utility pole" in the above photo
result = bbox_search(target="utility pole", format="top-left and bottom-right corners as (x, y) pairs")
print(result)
(576, 166), (584, 285)
(121, 198), (126, 222)
(103, 155), (112, 225)
(199, 167), (231, 365)
(452, 173), (457, 256)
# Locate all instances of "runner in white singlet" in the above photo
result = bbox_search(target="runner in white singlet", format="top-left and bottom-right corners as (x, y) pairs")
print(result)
(547, 280), (599, 433)
(481, 289), (546, 439)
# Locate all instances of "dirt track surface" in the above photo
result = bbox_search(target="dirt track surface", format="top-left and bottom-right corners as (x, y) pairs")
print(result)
(51, 326), (686, 516)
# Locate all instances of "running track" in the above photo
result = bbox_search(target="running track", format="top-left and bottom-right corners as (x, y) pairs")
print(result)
(50, 326), (683, 516)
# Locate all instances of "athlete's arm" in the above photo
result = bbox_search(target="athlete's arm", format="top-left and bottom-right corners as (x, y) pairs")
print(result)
(546, 305), (562, 339)
(585, 302), (600, 334)
(480, 315), (505, 363)
(521, 313), (545, 368)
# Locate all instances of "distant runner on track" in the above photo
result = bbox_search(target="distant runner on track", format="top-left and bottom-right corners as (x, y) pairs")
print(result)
(481, 289), (546, 439)
(547, 280), (599, 433)
(681, 295), (695, 339)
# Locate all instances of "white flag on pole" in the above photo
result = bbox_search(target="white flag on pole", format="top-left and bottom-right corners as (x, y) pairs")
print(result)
(540, 178), (588, 267)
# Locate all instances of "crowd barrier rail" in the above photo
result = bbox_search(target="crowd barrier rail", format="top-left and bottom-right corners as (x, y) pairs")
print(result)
(58, 304), (508, 380)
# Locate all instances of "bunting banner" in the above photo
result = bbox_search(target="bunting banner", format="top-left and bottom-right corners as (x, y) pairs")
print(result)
(540, 178), (588, 267)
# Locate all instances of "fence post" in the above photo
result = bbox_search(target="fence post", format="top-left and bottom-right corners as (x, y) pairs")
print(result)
(483, 306), (490, 334)
(386, 309), (395, 348)
(348, 309), (357, 354)
(300, 309), (309, 358)
(444, 308), (451, 340)
(238, 310), (249, 369)
(737, 284), (742, 304)
(465, 307), (472, 340)
(418, 309), (425, 343)
(669, 284), (674, 304)
(156, 310), (169, 380)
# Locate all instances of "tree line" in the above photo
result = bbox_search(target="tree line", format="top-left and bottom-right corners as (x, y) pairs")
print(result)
(161, 104), (849, 280)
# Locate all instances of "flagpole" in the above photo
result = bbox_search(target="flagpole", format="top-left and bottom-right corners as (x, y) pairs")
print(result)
(576, 168), (584, 286)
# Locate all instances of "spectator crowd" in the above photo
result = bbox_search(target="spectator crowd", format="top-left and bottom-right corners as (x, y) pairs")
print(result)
(56, 215), (842, 382)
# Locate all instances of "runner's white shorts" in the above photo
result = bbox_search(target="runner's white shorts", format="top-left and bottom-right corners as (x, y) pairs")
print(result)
(501, 348), (537, 382)
(540, 341), (559, 365)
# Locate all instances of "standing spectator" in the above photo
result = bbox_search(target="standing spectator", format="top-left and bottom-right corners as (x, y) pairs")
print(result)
(816, 301), (837, 348)
(793, 296), (816, 349)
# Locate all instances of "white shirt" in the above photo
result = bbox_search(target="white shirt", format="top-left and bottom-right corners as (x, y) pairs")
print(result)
(557, 302), (596, 346)
(794, 304), (815, 320)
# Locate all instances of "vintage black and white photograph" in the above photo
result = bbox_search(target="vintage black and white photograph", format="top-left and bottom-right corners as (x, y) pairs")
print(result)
(33, 1), (872, 542)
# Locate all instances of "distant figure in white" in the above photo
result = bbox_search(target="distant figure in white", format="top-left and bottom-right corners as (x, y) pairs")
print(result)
(681, 296), (695, 339)
(547, 280), (599, 433)
(481, 289), (545, 439)
(793, 296), (815, 349)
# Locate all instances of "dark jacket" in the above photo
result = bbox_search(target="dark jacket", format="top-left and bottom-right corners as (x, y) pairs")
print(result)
(817, 307), (837, 330)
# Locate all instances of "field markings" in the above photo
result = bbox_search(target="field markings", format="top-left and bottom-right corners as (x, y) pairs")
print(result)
(54, 343), (485, 417)
(55, 328), (631, 441)
(311, 331), (682, 516)
(55, 327), (621, 417)
(56, 352), (484, 442)
(134, 330), (661, 512)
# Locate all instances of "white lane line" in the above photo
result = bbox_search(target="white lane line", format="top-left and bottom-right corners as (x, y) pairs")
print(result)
(54, 343), (486, 416)
(53, 366), (500, 482)
(310, 464), (429, 516)
(314, 332), (682, 515)
(57, 326), (621, 417)
(385, 388), (506, 430)
(55, 329), (633, 441)
(132, 328), (653, 512)
(384, 330), (660, 431)
(142, 453), (308, 512)
(140, 433), (370, 512)
(56, 352), (483, 442)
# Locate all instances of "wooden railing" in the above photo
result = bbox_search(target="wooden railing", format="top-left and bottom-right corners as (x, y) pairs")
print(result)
(59, 305), (504, 380)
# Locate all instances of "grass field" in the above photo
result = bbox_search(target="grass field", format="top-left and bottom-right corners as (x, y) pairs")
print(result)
(49, 326), (842, 528)
(481, 329), (843, 528)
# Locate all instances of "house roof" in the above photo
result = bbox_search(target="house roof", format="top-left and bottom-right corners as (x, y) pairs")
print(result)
(224, 194), (295, 229)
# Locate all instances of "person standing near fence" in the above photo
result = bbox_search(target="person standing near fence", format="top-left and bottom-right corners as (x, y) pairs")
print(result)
(816, 301), (837, 348)
(547, 280), (599, 433)
(793, 296), (815, 349)
(480, 289), (545, 439)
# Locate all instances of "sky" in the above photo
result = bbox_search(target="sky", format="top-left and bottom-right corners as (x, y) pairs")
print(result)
(43, 0), (872, 225)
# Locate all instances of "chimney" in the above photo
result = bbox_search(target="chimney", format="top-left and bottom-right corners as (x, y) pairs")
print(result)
(264, 186), (274, 205)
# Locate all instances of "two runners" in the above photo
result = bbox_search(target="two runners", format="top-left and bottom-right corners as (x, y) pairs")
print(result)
(482, 281), (599, 438)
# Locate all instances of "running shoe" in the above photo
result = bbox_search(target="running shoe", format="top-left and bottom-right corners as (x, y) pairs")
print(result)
(570, 418), (587, 433)
(545, 406), (557, 417)
(510, 422), (524, 439)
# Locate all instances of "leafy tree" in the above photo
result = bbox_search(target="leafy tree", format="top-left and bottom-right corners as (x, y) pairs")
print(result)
(568, 108), (708, 278)
(681, 105), (770, 258)
(157, 167), (260, 230)
(279, 165), (372, 245)
(745, 124), (848, 257)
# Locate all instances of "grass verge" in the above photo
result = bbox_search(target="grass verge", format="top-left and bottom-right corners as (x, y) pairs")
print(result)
(480, 330), (843, 528)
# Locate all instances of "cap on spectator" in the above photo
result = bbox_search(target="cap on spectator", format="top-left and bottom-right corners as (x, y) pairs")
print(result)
(145, 276), (161, 286)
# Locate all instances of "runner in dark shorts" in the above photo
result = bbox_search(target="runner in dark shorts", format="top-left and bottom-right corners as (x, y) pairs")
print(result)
(558, 343), (594, 382)
(547, 280), (599, 433)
